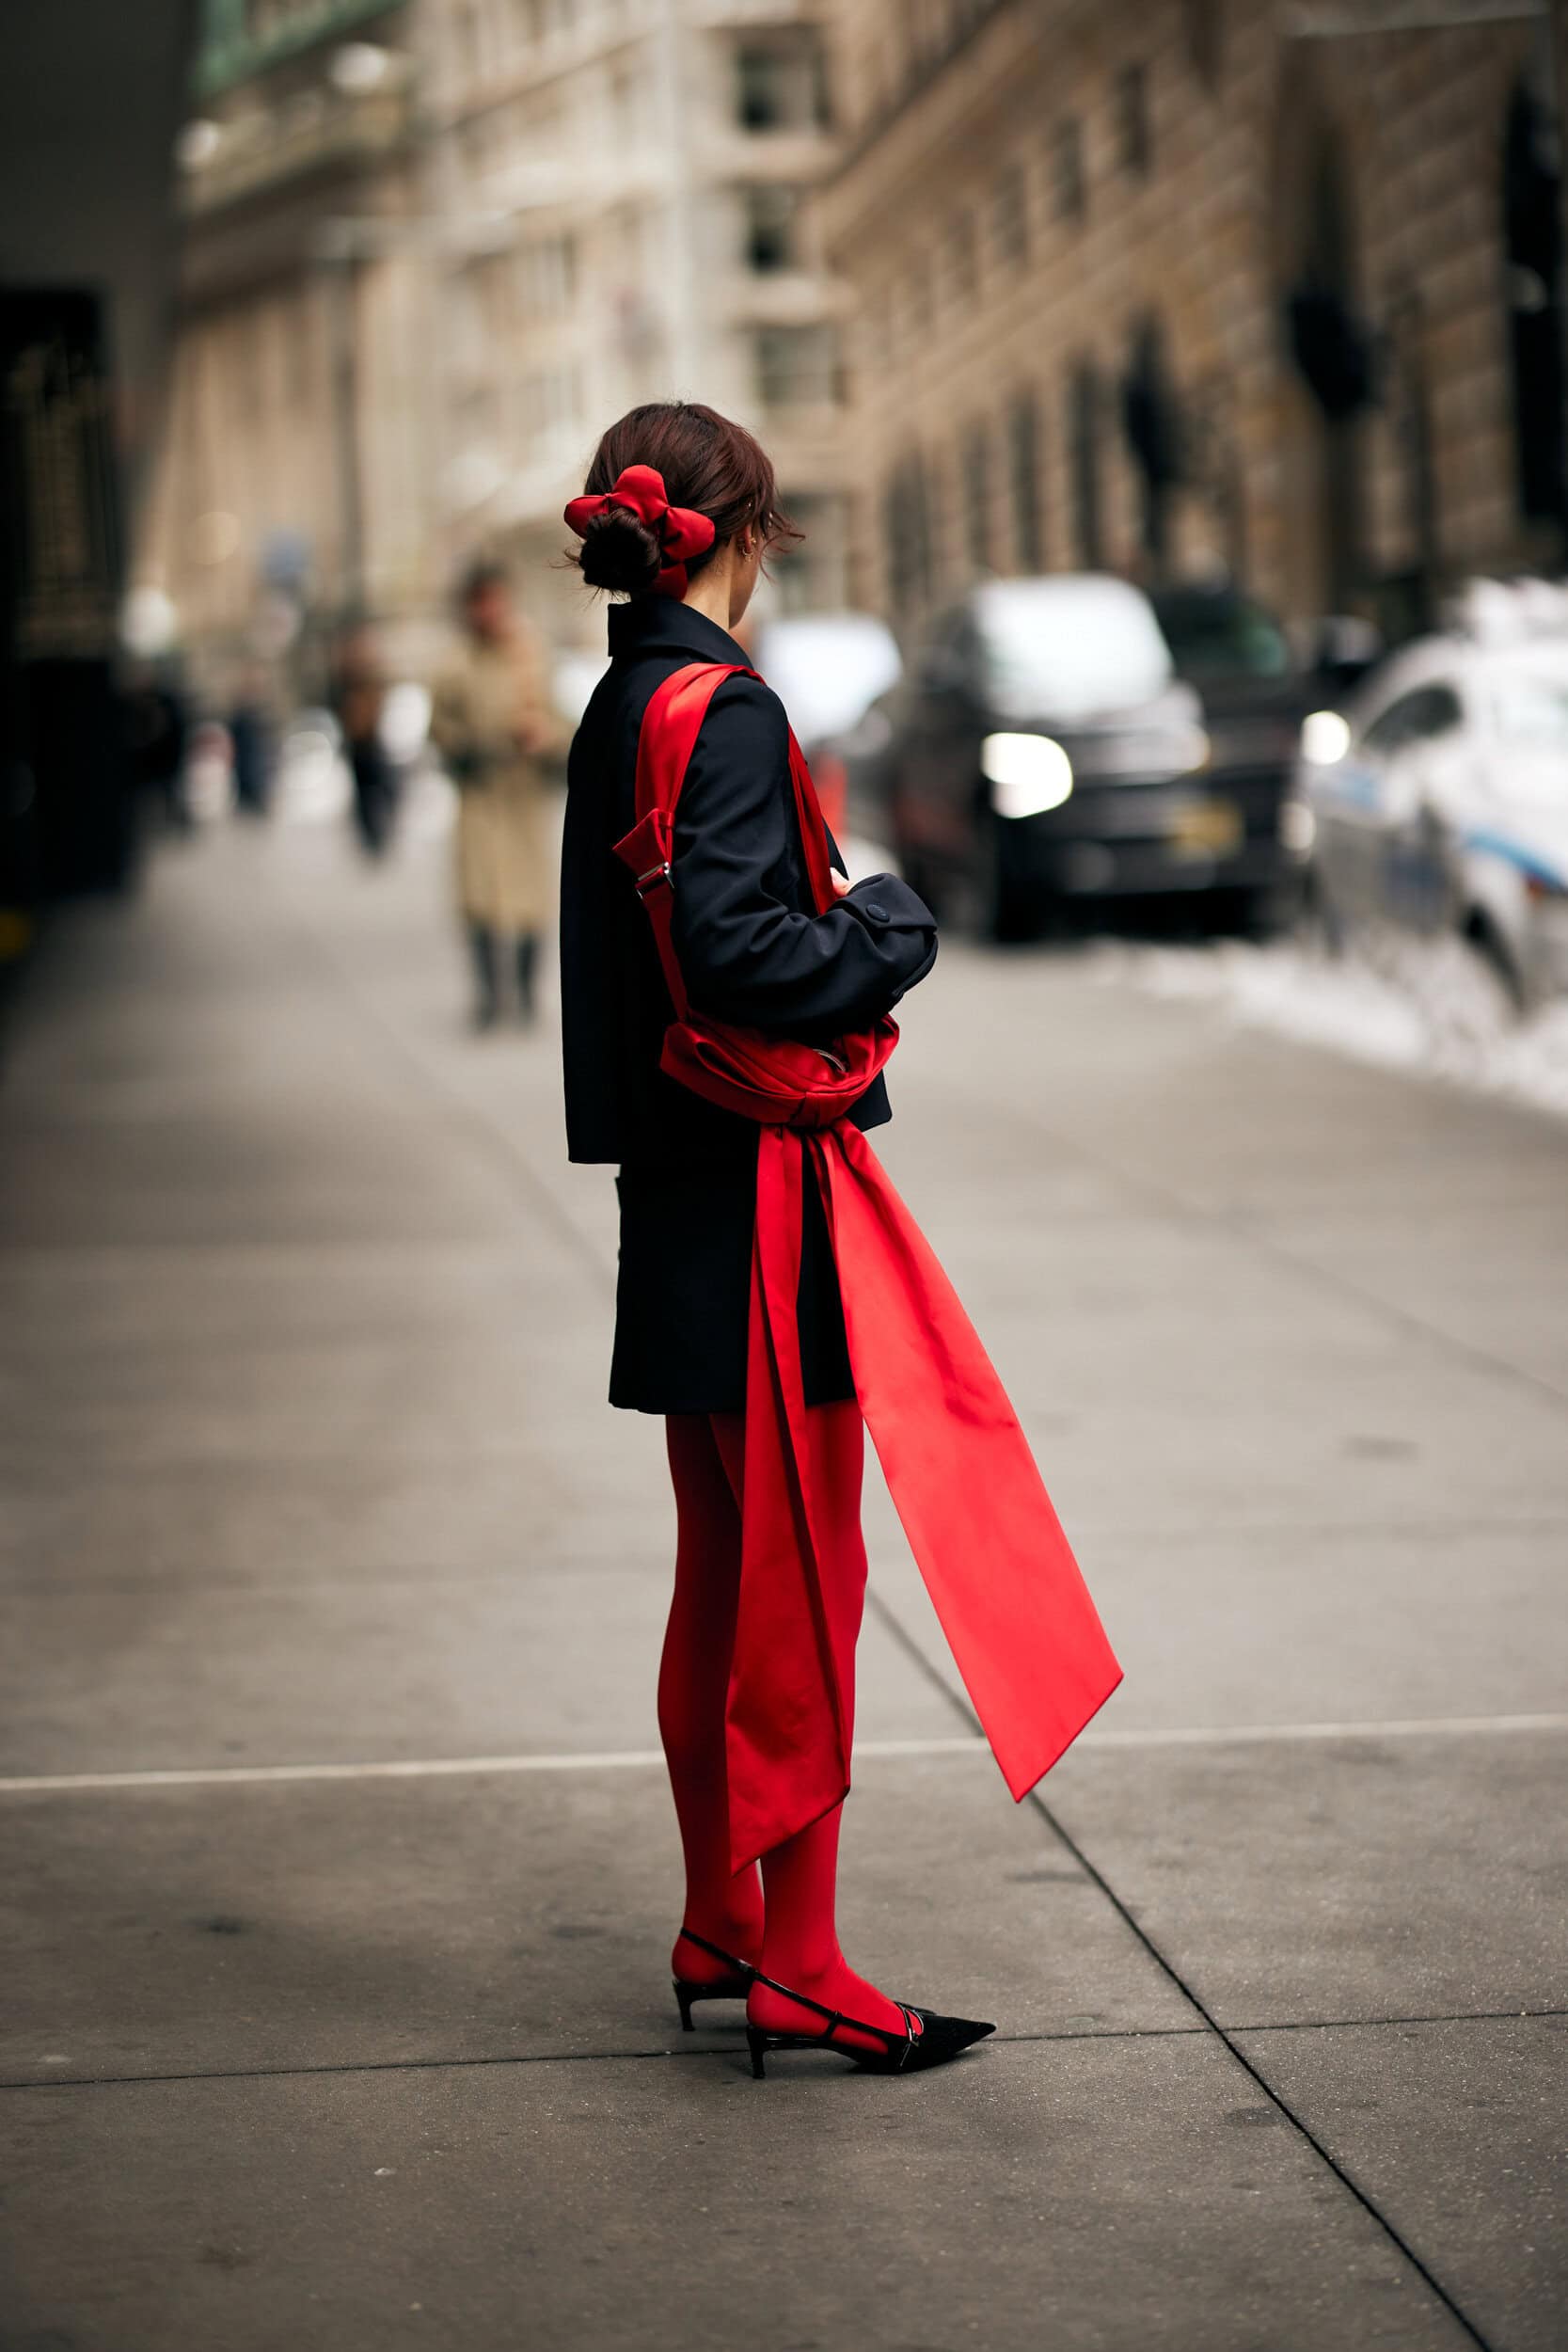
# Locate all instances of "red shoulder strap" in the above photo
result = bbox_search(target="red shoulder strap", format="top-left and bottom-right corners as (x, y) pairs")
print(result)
(612, 660), (838, 1020)
(634, 661), (748, 827)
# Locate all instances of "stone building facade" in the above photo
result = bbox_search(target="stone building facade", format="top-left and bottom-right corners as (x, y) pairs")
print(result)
(144, 0), (855, 675)
(142, 0), (429, 669)
(816, 0), (1568, 642)
(422, 0), (852, 625)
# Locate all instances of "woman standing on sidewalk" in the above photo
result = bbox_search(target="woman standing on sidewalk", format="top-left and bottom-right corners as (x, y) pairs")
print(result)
(560, 402), (1119, 2078)
(431, 561), (564, 1028)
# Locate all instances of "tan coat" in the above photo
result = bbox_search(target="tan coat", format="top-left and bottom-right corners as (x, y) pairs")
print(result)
(430, 628), (564, 931)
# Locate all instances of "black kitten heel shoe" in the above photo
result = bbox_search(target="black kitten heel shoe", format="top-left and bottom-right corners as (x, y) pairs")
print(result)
(673, 1929), (756, 2032)
(744, 1971), (994, 2079)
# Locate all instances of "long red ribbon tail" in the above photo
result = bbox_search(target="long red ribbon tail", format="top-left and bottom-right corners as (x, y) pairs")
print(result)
(724, 1128), (853, 1871)
(813, 1123), (1123, 1803)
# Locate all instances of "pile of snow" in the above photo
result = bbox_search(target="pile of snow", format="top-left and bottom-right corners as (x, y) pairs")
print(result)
(1095, 932), (1568, 1120)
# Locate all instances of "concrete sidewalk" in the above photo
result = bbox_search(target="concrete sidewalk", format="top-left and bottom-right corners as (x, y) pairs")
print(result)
(2, 812), (1564, 2351)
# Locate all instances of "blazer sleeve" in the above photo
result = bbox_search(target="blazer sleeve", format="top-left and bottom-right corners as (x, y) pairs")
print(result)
(669, 674), (936, 1037)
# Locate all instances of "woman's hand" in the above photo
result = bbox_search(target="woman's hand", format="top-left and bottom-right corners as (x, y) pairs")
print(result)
(830, 868), (850, 898)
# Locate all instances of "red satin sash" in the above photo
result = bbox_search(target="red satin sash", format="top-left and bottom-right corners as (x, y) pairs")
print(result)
(614, 663), (1122, 1871)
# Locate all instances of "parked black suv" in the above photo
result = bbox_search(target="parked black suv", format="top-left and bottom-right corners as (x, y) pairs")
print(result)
(867, 576), (1312, 939)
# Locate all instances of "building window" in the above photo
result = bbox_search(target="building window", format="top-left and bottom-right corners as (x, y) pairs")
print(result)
(1122, 312), (1181, 566)
(1183, 0), (1222, 87)
(906, 0), (947, 73)
(769, 490), (848, 612)
(1069, 359), (1103, 568)
(233, 307), (262, 422)
(962, 422), (991, 573)
(1052, 117), (1086, 224)
(744, 184), (801, 273)
(1006, 389), (1043, 571)
(1503, 79), (1568, 527)
(736, 30), (830, 133)
(754, 324), (842, 408)
(519, 234), (577, 318)
(608, 58), (639, 136)
(1116, 64), (1151, 179)
(459, 0), (484, 78)
(278, 287), (309, 406)
(992, 162), (1030, 268)
(944, 210), (979, 308)
(883, 452), (934, 612)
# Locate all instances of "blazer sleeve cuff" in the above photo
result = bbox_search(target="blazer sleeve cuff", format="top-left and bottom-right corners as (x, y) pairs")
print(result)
(841, 874), (937, 933)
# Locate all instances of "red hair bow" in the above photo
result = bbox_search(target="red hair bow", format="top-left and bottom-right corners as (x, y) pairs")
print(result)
(563, 464), (717, 597)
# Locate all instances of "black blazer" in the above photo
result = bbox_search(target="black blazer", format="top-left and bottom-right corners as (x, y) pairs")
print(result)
(559, 596), (938, 1413)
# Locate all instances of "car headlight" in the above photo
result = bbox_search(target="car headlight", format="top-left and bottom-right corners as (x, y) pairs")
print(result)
(1300, 709), (1351, 765)
(1172, 723), (1212, 773)
(1278, 798), (1316, 854)
(982, 733), (1073, 819)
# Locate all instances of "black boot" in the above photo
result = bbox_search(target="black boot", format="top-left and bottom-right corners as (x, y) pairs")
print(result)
(468, 922), (501, 1029)
(515, 930), (539, 1025)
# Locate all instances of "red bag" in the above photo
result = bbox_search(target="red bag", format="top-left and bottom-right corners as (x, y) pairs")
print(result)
(612, 661), (897, 1127)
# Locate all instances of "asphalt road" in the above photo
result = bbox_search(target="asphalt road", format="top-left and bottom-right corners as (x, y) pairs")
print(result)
(2, 805), (1564, 2351)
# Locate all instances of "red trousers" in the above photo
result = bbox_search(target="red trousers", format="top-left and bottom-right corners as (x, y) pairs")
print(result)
(662, 1403), (865, 1923)
(626, 665), (1121, 1868)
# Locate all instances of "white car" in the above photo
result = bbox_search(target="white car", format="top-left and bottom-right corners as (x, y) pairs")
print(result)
(751, 612), (904, 755)
(1296, 636), (1568, 1005)
(751, 612), (904, 849)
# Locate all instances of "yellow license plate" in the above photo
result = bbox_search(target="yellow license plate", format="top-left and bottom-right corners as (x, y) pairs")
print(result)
(1170, 798), (1243, 858)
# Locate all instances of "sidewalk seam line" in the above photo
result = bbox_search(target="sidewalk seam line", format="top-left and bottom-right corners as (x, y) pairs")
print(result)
(6, 1710), (1567, 1796)
(865, 1587), (1501, 2352)
(0, 2024), (1214, 2096)
(3, 2006), (1560, 2099)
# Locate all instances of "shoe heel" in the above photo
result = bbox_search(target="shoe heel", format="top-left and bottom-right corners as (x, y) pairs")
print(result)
(746, 2027), (769, 2081)
(673, 1981), (694, 2033)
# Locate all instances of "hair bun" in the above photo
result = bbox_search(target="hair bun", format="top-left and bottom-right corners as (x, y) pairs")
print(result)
(577, 508), (662, 596)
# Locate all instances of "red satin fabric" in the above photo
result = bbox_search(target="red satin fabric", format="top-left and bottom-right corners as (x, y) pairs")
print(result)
(662, 1405), (867, 1950)
(616, 661), (1123, 1872)
(614, 663), (899, 1127)
(563, 465), (717, 599)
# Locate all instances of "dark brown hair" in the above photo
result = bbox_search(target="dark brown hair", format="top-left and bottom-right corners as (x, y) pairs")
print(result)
(569, 401), (800, 597)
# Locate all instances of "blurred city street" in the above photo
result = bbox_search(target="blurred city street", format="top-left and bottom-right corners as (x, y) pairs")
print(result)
(7, 0), (1568, 2344)
(2, 806), (1565, 2350)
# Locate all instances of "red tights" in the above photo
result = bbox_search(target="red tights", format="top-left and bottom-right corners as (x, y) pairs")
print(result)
(661, 1406), (906, 2045)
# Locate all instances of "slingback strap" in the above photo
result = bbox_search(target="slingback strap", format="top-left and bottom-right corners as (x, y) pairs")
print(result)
(749, 1967), (921, 2066)
(674, 1928), (754, 1976)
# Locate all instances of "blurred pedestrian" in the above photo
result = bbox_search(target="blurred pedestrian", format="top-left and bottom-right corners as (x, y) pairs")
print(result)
(430, 560), (563, 1028)
(330, 626), (396, 858)
(227, 666), (275, 818)
(123, 661), (191, 833)
(559, 401), (1119, 2080)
